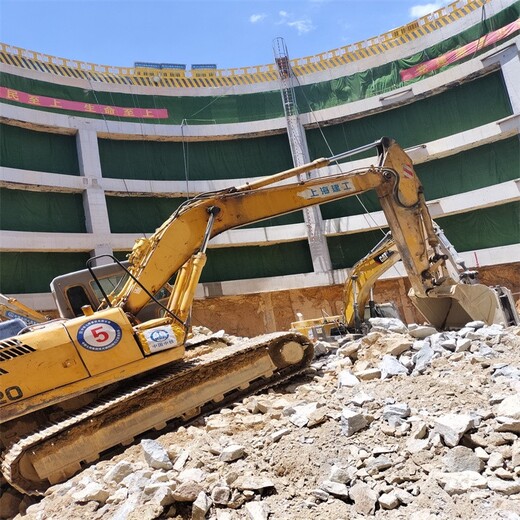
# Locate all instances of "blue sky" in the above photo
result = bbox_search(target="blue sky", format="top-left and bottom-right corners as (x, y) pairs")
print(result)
(0, 0), (449, 70)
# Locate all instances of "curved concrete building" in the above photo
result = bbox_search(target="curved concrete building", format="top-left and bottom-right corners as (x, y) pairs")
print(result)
(0, 0), (518, 335)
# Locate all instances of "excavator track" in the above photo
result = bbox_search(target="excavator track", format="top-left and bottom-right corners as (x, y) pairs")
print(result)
(1, 332), (313, 495)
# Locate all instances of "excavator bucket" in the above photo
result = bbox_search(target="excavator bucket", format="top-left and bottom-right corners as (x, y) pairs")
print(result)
(409, 283), (517, 329)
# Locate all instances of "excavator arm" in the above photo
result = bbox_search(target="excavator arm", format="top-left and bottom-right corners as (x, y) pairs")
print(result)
(111, 137), (440, 322)
(290, 232), (401, 339)
(342, 232), (400, 330)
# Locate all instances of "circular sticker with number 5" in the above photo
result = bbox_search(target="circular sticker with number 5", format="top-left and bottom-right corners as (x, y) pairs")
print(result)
(77, 319), (122, 351)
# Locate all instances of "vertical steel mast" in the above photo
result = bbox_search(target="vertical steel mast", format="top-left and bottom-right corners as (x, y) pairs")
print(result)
(273, 37), (332, 273)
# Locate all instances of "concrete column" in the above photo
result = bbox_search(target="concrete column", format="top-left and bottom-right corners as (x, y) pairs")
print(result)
(76, 127), (113, 265)
(483, 43), (520, 114)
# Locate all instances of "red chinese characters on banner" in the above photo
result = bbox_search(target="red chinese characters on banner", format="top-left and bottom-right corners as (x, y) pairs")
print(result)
(400, 19), (520, 82)
(0, 87), (169, 118)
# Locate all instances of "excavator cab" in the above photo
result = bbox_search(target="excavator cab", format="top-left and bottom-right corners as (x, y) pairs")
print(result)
(50, 261), (172, 322)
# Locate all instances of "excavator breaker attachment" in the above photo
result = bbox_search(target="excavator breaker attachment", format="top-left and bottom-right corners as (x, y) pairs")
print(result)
(409, 283), (517, 329)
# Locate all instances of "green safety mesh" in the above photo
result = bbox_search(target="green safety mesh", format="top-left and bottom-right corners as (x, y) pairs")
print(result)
(435, 202), (519, 252)
(296, 6), (519, 112)
(0, 4), (516, 124)
(106, 196), (186, 233)
(99, 72), (510, 184)
(4, 202), (517, 293)
(99, 133), (293, 180)
(320, 136), (520, 219)
(0, 252), (90, 293)
(0, 123), (79, 174)
(0, 188), (86, 232)
(307, 72), (511, 159)
(328, 230), (391, 270)
(240, 211), (305, 229)
(328, 202), (519, 270)
(416, 137), (520, 199)
(200, 240), (314, 283)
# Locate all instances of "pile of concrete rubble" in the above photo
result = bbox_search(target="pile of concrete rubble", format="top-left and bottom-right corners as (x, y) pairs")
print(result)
(7, 319), (520, 520)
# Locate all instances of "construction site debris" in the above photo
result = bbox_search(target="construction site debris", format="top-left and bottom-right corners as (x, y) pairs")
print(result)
(7, 319), (520, 520)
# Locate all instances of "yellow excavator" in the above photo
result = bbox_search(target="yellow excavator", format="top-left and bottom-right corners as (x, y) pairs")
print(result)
(1, 137), (517, 496)
(0, 294), (48, 327)
(290, 216), (495, 341)
(291, 231), (402, 341)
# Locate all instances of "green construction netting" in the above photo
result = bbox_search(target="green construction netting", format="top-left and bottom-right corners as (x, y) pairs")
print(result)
(0, 188), (86, 232)
(307, 71), (511, 159)
(320, 136), (520, 219)
(416, 136), (520, 199)
(0, 4), (516, 124)
(435, 201), (519, 252)
(3, 202), (517, 293)
(0, 252), (90, 293)
(328, 230), (391, 270)
(328, 202), (519, 270)
(0, 123), (79, 174)
(99, 72), (511, 185)
(295, 6), (519, 112)
(99, 133), (293, 181)
(106, 196), (186, 233)
(200, 240), (314, 283)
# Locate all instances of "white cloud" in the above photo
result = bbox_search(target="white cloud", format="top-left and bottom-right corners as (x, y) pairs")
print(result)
(249, 13), (267, 24)
(287, 19), (314, 35)
(410, 1), (448, 18)
(275, 10), (314, 34)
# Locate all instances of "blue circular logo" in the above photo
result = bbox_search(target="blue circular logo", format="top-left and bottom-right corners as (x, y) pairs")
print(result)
(150, 329), (170, 342)
(77, 319), (122, 351)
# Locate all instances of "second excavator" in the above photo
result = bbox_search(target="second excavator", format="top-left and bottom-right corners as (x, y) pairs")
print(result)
(1, 137), (516, 496)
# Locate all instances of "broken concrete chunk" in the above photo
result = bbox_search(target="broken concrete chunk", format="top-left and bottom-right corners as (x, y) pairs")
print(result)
(378, 492), (400, 509)
(232, 476), (275, 491)
(434, 413), (476, 447)
(350, 391), (375, 406)
(178, 468), (206, 483)
(341, 408), (368, 437)
(245, 501), (270, 520)
(141, 439), (173, 470)
(355, 368), (382, 380)
(369, 317), (408, 334)
(270, 428), (291, 442)
(380, 355), (409, 379)
(487, 478), (520, 495)
(72, 482), (110, 504)
(412, 344), (435, 374)
(192, 491), (212, 520)
(383, 403), (411, 427)
(103, 461), (136, 485)
(328, 466), (351, 484)
(172, 481), (204, 502)
(338, 369), (360, 387)
(211, 485), (231, 505)
(220, 445), (245, 462)
(496, 394), (520, 420)
(349, 482), (379, 515)
(288, 402), (320, 427)
(321, 479), (350, 498)
(435, 471), (487, 495)
(409, 325), (437, 339)
(443, 446), (484, 473)
(495, 417), (520, 433)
